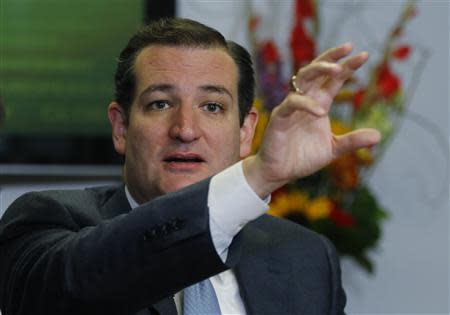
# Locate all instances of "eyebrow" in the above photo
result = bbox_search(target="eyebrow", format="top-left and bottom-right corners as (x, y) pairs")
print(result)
(199, 85), (234, 101)
(138, 83), (234, 102)
(139, 84), (174, 100)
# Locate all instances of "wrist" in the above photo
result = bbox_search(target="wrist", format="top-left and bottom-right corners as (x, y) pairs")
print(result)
(242, 155), (286, 199)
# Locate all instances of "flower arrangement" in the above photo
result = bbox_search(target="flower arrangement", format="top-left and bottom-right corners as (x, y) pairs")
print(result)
(250, 0), (418, 273)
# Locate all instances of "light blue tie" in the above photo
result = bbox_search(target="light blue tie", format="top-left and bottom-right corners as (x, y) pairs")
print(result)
(183, 278), (221, 315)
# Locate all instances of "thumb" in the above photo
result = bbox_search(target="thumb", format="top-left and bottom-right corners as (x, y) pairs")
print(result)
(333, 128), (381, 157)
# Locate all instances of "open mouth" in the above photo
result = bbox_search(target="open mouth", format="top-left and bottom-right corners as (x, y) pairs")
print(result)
(163, 153), (205, 164)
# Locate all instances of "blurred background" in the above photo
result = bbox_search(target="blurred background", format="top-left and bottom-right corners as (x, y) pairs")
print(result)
(0, 0), (448, 314)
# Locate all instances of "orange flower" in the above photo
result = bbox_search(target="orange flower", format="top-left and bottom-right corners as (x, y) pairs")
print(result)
(304, 197), (332, 221)
(355, 148), (374, 166)
(269, 190), (309, 218)
(335, 88), (355, 103)
(331, 119), (351, 135)
(248, 15), (260, 32)
(329, 154), (360, 190)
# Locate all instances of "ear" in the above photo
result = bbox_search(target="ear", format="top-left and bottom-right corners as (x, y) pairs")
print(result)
(108, 102), (127, 155)
(239, 107), (259, 158)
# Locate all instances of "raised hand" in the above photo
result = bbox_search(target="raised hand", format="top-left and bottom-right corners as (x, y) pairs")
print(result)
(244, 43), (381, 198)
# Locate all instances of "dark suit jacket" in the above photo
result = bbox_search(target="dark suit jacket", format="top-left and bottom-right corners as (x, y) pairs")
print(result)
(0, 180), (345, 315)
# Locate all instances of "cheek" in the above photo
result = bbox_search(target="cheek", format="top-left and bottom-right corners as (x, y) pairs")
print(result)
(126, 122), (165, 163)
(206, 124), (242, 163)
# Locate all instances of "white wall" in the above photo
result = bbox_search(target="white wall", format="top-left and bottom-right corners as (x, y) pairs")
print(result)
(0, 165), (121, 216)
(179, 1), (449, 313)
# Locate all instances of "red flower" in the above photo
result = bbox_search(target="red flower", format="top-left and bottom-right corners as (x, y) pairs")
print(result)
(377, 63), (401, 98)
(330, 205), (355, 228)
(352, 88), (366, 110)
(290, 0), (316, 69)
(393, 45), (411, 60)
(295, 0), (315, 18)
(261, 41), (280, 64)
(290, 24), (315, 68)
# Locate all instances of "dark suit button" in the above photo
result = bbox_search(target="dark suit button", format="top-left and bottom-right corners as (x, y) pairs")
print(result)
(170, 218), (185, 231)
(143, 228), (158, 240)
(168, 220), (178, 231)
(143, 219), (185, 241)
(160, 224), (169, 236)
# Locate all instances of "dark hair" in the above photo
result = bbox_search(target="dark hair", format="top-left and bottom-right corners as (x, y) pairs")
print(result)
(114, 18), (254, 125)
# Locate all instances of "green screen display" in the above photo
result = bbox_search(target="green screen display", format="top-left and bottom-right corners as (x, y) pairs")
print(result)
(0, 0), (143, 136)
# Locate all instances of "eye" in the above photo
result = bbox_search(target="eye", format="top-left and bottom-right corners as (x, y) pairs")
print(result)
(147, 100), (170, 111)
(201, 102), (224, 113)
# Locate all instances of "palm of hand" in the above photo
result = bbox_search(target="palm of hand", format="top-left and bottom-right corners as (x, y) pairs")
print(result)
(255, 43), (380, 187)
(259, 88), (335, 183)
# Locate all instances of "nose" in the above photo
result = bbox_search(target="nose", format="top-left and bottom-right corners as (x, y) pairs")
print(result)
(168, 105), (200, 143)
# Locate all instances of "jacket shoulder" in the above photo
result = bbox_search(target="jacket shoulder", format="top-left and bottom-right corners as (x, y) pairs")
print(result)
(0, 186), (121, 231)
(256, 215), (346, 310)
(256, 214), (329, 243)
(252, 214), (339, 266)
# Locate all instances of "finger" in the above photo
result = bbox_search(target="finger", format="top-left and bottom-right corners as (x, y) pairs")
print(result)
(324, 51), (369, 95)
(313, 42), (353, 63)
(332, 128), (381, 157)
(340, 51), (369, 73)
(296, 46), (366, 94)
(277, 94), (327, 118)
(296, 61), (342, 84)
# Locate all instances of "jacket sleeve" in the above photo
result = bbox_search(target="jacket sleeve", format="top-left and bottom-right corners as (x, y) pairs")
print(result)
(320, 235), (347, 315)
(0, 180), (235, 315)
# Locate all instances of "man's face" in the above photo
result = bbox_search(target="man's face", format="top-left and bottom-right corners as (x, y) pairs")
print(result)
(108, 45), (257, 203)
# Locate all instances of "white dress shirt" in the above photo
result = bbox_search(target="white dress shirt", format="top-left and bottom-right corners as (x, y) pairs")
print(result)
(125, 161), (269, 315)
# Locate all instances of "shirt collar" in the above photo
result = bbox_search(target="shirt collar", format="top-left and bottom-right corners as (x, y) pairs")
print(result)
(124, 185), (140, 210)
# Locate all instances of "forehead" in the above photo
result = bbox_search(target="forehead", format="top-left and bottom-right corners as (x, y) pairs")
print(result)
(133, 45), (238, 94)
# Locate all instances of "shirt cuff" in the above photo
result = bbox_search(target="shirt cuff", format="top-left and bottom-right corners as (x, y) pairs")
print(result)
(208, 160), (269, 261)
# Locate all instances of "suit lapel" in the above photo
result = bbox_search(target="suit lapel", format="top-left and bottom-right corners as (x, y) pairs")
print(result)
(100, 185), (132, 219)
(134, 297), (177, 315)
(234, 220), (294, 315)
(151, 297), (178, 315)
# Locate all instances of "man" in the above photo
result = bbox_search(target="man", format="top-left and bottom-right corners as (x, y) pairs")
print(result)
(0, 18), (380, 315)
